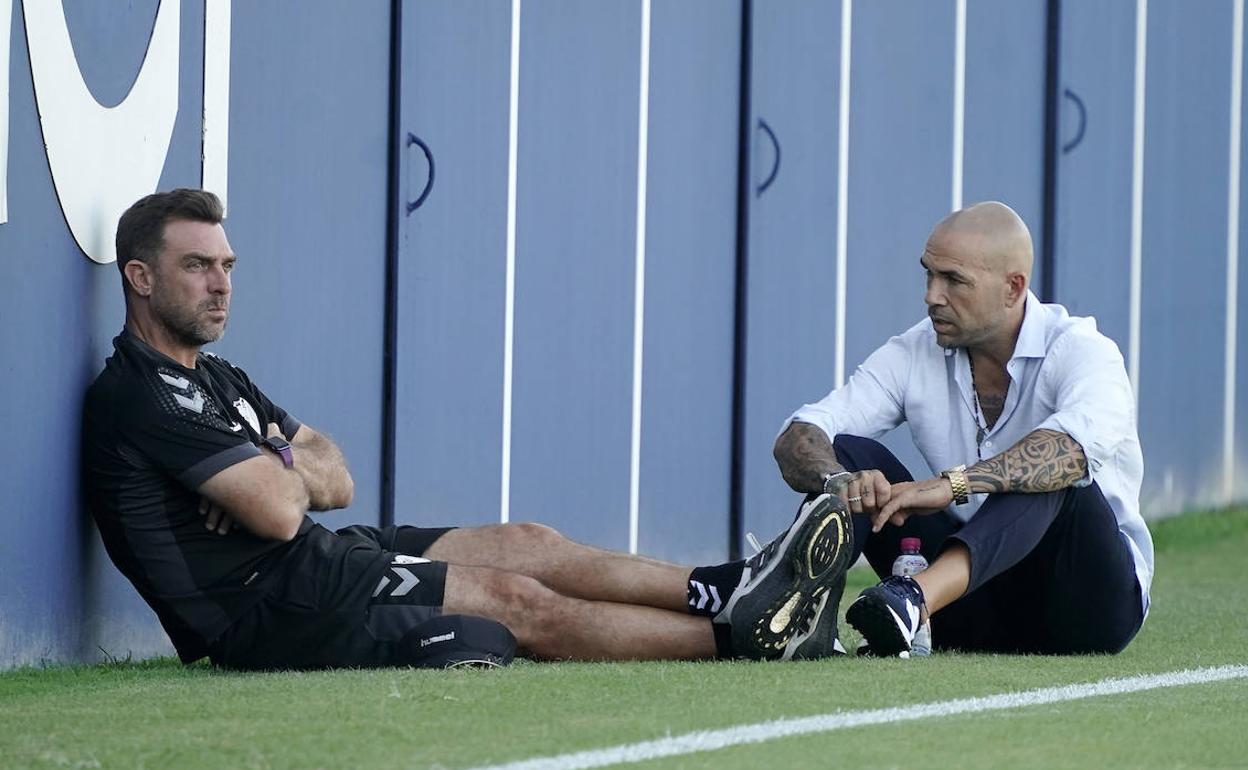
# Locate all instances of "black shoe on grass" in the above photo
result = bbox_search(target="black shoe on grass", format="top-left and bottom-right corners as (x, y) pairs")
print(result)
(781, 571), (848, 660)
(846, 574), (926, 658)
(716, 493), (854, 660)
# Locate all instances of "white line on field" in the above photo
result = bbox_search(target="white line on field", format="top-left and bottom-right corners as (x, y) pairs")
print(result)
(467, 664), (1248, 770)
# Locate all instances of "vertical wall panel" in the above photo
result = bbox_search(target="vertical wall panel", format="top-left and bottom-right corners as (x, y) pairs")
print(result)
(82, 0), (217, 663)
(508, 2), (640, 549)
(7, 0), (1248, 669)
(962, 0), (1046, 284)
(0, 0), (392, 667)
(845, 3), (956, 478)
(1236, 2), (1248, 500)
(1053, 2), (1138, 351)
(224, 4), (391, 533)
(636, 1), (739, 565)
(1137, 0), (1233, 515)
(740, 2), (843, 547)
(394, 2), (510, 527)
(0, 0), (175, 667)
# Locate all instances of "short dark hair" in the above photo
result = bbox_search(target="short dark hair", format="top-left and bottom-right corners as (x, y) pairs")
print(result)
(115, 188), (224, 274)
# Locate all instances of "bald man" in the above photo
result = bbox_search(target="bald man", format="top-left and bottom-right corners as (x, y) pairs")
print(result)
(774, 202), (1153, 656)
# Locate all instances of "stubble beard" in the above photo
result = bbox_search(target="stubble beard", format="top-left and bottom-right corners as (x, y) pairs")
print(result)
(151, 293), (228, 347)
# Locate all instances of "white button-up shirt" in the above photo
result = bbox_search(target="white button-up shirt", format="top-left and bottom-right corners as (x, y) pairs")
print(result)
(786, 291), (1153, 610)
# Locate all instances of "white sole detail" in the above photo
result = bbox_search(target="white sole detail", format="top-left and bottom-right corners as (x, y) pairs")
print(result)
(885, 606), (914, 644)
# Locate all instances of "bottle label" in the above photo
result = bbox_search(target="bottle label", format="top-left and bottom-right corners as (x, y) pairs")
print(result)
(892, 554), (929, 577)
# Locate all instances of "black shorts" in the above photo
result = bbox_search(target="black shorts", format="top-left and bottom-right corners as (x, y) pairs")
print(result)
(208, 523), (456, 670)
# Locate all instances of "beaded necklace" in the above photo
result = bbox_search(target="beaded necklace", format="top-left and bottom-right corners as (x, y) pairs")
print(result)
(967, 352), (986, 459)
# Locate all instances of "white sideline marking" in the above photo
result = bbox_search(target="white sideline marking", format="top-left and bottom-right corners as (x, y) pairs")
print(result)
(468, 665), (1248, 770)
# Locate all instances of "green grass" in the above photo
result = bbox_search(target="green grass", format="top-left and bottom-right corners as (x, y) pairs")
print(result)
(2, 509), (1246, 769)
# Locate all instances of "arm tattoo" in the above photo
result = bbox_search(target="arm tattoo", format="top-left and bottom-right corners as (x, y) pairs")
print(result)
(773, 422), (846, 494)
(965, 428), (1087, 494)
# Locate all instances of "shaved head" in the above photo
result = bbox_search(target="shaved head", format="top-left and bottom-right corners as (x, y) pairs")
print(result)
(921, 201), (1034, 354)
(930, 201), (1033, 280)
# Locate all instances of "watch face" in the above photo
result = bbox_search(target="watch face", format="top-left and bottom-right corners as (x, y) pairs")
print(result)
(264, 436), (293, 467)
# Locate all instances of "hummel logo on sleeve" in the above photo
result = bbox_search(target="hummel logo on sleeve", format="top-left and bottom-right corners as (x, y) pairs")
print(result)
(158, 372), (190, 390)
(158, 370), (204, 413)
(174, 391), (205, 414)
(373, 566), (420, 598)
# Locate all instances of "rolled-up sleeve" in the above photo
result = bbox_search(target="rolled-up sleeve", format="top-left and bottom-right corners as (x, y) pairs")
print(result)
(1034, 326), (1134, 486)
(781, 333), (911, 442)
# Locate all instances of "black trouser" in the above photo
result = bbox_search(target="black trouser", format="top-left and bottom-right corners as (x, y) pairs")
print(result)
(833, 435), (1144, 654)
(208, 524), (455, 670)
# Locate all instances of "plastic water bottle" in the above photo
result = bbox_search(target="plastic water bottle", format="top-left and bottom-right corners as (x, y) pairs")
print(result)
(892, 537), (932, 657)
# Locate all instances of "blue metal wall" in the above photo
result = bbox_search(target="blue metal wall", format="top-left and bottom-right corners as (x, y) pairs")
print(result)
(2, 0), (1245, 667)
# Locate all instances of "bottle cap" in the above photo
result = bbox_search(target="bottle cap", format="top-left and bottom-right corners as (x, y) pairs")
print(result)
(900, 537), (921, 553)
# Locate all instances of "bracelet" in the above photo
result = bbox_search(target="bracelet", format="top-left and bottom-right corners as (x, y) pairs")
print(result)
(821, 471), (854, 496)
(940, 464), (970, 505)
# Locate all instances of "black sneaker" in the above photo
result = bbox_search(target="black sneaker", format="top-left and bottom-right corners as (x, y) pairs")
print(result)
(855, 616), (932, 658)
(715, 493), (854, 660)
(845, 575), (927, 658)
(781, 571), (848, 660)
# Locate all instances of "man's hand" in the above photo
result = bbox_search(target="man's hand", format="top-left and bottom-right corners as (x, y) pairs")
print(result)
(837, 469), (892, 516)
(872, 477), (954, 532)
(199, 496), (235, 535)
(284, 423), (354, 511)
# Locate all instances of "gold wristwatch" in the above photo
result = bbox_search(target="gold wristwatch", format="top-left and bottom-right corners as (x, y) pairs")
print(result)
(940, 464), (970, 505)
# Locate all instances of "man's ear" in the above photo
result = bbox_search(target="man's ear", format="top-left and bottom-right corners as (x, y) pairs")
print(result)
(124, 260), (154, 298)
(1004, 271), (1027, 306)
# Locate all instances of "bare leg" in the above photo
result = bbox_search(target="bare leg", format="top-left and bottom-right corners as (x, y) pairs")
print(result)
(443, 563), (715, 660)
(425, 523), (692, 612)
(914, 541), (971, 614)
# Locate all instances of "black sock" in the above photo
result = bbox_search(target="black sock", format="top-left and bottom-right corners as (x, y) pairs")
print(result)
(687, 561), (745, 617)
(711, 621), (736, 659)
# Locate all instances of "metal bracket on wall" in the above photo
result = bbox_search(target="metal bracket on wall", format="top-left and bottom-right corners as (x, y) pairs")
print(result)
(405, 132), (435, 214)
(1062, 88), (1087, 154)
(755, 118), (781, 196)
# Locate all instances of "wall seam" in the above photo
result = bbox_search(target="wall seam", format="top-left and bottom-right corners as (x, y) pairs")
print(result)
(627, 0), (652, 554)
(500, 0), (521, 524)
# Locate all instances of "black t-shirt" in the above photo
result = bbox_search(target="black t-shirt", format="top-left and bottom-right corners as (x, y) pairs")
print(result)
(81, 329), (313, 662)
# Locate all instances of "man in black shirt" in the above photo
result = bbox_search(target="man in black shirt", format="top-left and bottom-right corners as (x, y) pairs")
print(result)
(82, 189), (856, 669)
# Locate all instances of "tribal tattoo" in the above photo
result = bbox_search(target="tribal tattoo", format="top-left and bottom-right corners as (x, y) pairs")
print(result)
(966, 428), (1087, 493)
(773, 421), (845, 494)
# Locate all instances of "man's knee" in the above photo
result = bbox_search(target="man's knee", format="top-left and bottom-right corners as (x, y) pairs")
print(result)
(498, 521), (567, 552)
(470, 567), (567, 646)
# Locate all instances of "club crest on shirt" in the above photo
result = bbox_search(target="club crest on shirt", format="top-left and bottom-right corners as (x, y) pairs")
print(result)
(233, 397), (261, 435)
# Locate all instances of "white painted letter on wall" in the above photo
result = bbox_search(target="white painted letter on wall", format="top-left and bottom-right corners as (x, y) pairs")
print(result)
(1, 0), (11, 225)
(23, 0), (179, 263)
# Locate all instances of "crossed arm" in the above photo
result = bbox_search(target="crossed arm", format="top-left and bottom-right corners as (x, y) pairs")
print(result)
(774, 421), (1087, 530)
(197, 423), (354, 540)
